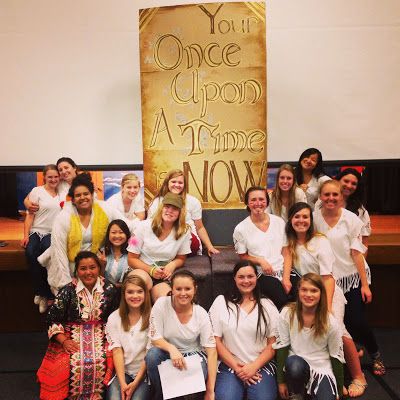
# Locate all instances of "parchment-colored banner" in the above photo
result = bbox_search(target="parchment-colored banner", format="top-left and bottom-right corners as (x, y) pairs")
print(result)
(140, 2), (266, 209)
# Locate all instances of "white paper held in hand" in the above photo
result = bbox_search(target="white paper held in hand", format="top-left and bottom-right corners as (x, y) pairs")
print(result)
(158, 354), (206, 399)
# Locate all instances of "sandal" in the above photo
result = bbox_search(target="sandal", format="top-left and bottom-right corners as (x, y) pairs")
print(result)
(372, 358), (386, 376)
(348, 379), (368, 398)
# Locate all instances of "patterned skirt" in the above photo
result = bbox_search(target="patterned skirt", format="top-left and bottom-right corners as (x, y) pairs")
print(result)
(38, 321), (113, 400)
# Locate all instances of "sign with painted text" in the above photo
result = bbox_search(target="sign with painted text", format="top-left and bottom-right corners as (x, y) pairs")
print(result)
(140, 2), (266, 208)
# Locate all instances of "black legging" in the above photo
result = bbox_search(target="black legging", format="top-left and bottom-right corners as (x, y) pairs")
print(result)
(344, 284), (379, 356)
(258, 272), (300, 310)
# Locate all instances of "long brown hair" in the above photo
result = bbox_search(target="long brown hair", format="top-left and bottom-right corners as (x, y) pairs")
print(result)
(151, 200), (188, 240)
(285, 202), (316, 263)
(119, 275), (151, 332)
(270, 164), (297, 217)
(155, 169), (188, 198)
(289, 273), (329, 338)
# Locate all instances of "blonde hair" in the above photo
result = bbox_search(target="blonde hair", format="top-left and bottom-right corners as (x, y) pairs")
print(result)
(288, 273), (329, 338)
(119, 275), (151, 332)
(270, 164), (297, 217)
(42, 164), (59, 183)
(121, 173), (140, 188)
(319, 179), (342, 195)
(151, 200), (188, 240)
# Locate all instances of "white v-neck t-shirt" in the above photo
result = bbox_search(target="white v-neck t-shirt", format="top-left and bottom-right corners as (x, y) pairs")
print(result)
(127, 219), (191, 264)
(149, 296), (215, 353)
(233, 215), (287, 279)
(209, 295), (279, 364)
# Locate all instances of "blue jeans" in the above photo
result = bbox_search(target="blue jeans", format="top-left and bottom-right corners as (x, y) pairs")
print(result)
(145, 347), (208, 400)
(106, 373), (151, 400)
(215, 362), (277, 400)
(285, 355), (336, 400)
(25, 233), (53, 298)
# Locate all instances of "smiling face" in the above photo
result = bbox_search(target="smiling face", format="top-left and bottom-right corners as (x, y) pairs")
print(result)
(339, 173), (358, 199)
(124, 283), (145, 310)
(172, 276), (196, 307)
(299, 280), (321, 309)
(122, 181), (140, 201)
(300, 153), (319, 172)
(76, 257), (100, 291)
(108, 223), (127, 248)
(168, 175), (185, 195)
(278, 169), (294, 192)
(58, 161), (77, 184)
(44, 169), (60, 189)
(234, 266), (257, 296)
(291, 207), (311, 236)
(72, 185), (93, 213)
(247, 189), (268, 215)
(161, 204), (180, 224)
(319, 182), (342, 211)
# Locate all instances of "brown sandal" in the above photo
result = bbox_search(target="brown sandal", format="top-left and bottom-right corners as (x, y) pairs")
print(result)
(372, 358), (386, 376)
(348, 379), (368, 398)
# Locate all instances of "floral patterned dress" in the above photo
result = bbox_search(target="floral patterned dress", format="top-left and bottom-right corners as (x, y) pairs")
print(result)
(39, 277), (119, 399)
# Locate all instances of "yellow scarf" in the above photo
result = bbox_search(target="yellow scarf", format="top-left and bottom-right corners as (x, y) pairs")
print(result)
(67, 202), (109, 262)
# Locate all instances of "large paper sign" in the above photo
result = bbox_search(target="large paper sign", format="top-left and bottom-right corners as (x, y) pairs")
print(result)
(140, 2), (266, 208)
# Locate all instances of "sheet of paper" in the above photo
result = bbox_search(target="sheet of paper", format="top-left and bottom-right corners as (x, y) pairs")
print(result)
(158, 354), (206, 399)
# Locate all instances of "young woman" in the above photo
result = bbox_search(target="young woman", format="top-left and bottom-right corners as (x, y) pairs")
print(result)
(24, 157), (79, 213)
(336, 168), (371, 250)
(295, 148), (330, 208)
(314, 180), (385, 379)
(39, 173), (134, 292)
(233, 186), (295, 310)
(128, 192), (191, 301)
(209, 260), (279, 400)
(37, 251), (119, 400)
(286, 202), (368, 397)
(267, 164), (307, 221)
(105, 275), (152, 400)
(145, 270), (217, 400)
(147, 169), (219, 256)
(274, 273), (345, 400)
(99, 219), (131, 287)
(21, 165), (62, 313)
(106, 173), (145, 221)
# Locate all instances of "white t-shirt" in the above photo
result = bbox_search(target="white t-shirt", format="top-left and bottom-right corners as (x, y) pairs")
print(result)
(313, 208), (370, 293)
(106, 310), (149, 376)
(127, 219), (191, 265)
(233, 215), (287, 279)
(28, 186), (63, 235)
(273, 306), (344, 395)
(209, 295), (279, 364)
(304, 175), (331, 208)
(267, 187), (307, 222)
(57, 180), (71, 202)
(314, 199), (371, 237)
(149, 296), (215, 353)
(294, 235), (348, 337)
(148, 194), (203, 254)
(106, 191), (145, 220)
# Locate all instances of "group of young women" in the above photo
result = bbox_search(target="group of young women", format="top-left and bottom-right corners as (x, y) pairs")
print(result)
(25, 148), (384, 399)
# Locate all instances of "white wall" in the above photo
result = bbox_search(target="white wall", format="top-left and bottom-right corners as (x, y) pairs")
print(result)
(1, 0), (399, 166)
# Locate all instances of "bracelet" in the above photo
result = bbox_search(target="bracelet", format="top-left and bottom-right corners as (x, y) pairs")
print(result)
(149, 266), (156, 277)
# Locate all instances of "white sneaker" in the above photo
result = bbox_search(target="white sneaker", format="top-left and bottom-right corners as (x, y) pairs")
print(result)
(34, 295), (41, 305)
(39, 298), (48, 313)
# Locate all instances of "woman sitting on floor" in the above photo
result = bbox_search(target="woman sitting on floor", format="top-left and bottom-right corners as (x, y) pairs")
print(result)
(37, 251), (119, 400)
(105, 274), (152, 400)
(145, 270), (217, 400)
(274, 273), (345, 400)
(209, 260), (279, 400)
